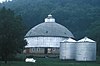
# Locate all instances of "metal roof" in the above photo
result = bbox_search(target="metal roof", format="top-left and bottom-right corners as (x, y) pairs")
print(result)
(78, 37), (95, 42)
(25, 15), (74, 38)
(61, 38), (76, 42)
(25, 22), (74, 38)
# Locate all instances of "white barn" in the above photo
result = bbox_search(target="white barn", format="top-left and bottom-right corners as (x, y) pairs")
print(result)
(24, 15), (74, 57)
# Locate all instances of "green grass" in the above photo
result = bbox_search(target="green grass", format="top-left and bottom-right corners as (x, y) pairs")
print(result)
(0, 58), (100, 66)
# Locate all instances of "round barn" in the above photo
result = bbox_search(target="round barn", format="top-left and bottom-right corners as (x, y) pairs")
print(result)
(24, 15), (74, 57)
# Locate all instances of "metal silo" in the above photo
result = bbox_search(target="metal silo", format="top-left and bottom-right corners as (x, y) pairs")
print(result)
(76, 37), (96, 61)
(60, 38), (76, 60)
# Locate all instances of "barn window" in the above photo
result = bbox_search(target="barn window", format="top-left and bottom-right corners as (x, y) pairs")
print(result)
(46, 31), (48, 33)
(33, 48), (36, 51)
(64, 32), (66, 34)
(33, 48), (34, 51)
(37, 48), (40, 51)
(52, 48), (56, 51)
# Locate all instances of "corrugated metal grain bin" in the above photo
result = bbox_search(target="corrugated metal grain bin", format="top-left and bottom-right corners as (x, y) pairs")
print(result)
(75, 37), (96, 61)
(60, 38), (76, 60)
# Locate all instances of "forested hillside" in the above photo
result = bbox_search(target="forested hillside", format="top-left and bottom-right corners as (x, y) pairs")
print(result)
(0, 0), (100, 39)
(0, 0), (100, 55)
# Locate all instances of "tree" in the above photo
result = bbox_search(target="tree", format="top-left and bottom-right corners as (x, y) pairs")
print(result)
(86, 21), (100, 56)
(0, 7), (26, 63)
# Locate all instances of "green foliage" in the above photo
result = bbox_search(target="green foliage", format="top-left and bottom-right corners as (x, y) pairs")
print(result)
(0, 7), (26, 63)
(1, 0), (100, 39)
(86, 21), (100, 55)
(15, 53), (26, 61)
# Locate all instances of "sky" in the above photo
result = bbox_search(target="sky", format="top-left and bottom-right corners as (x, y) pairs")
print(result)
(0, 0), (12, 3)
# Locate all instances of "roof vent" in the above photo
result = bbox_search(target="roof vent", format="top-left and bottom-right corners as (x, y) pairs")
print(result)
(45, 14), (55, 22)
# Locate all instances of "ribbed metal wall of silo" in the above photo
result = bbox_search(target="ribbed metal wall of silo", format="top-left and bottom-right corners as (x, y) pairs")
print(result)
(60, 38), (76, 60)
(75, 37), (96, 61)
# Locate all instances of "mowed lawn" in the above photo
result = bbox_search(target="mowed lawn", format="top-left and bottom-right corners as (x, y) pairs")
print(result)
(0, 57), (100, 66)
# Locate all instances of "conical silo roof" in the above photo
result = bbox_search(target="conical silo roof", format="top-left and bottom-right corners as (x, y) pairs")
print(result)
(78, 37), (95, 42)
(61, 38), (76, 42)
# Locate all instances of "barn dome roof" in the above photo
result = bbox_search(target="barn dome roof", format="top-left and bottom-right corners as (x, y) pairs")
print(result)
(25, 15), (74, 38)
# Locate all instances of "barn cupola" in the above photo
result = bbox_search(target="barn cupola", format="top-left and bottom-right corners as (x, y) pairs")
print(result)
(45, 14), (55, 22)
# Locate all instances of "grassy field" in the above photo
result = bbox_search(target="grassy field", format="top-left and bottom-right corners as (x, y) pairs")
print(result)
(0, 57), (100, 66)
